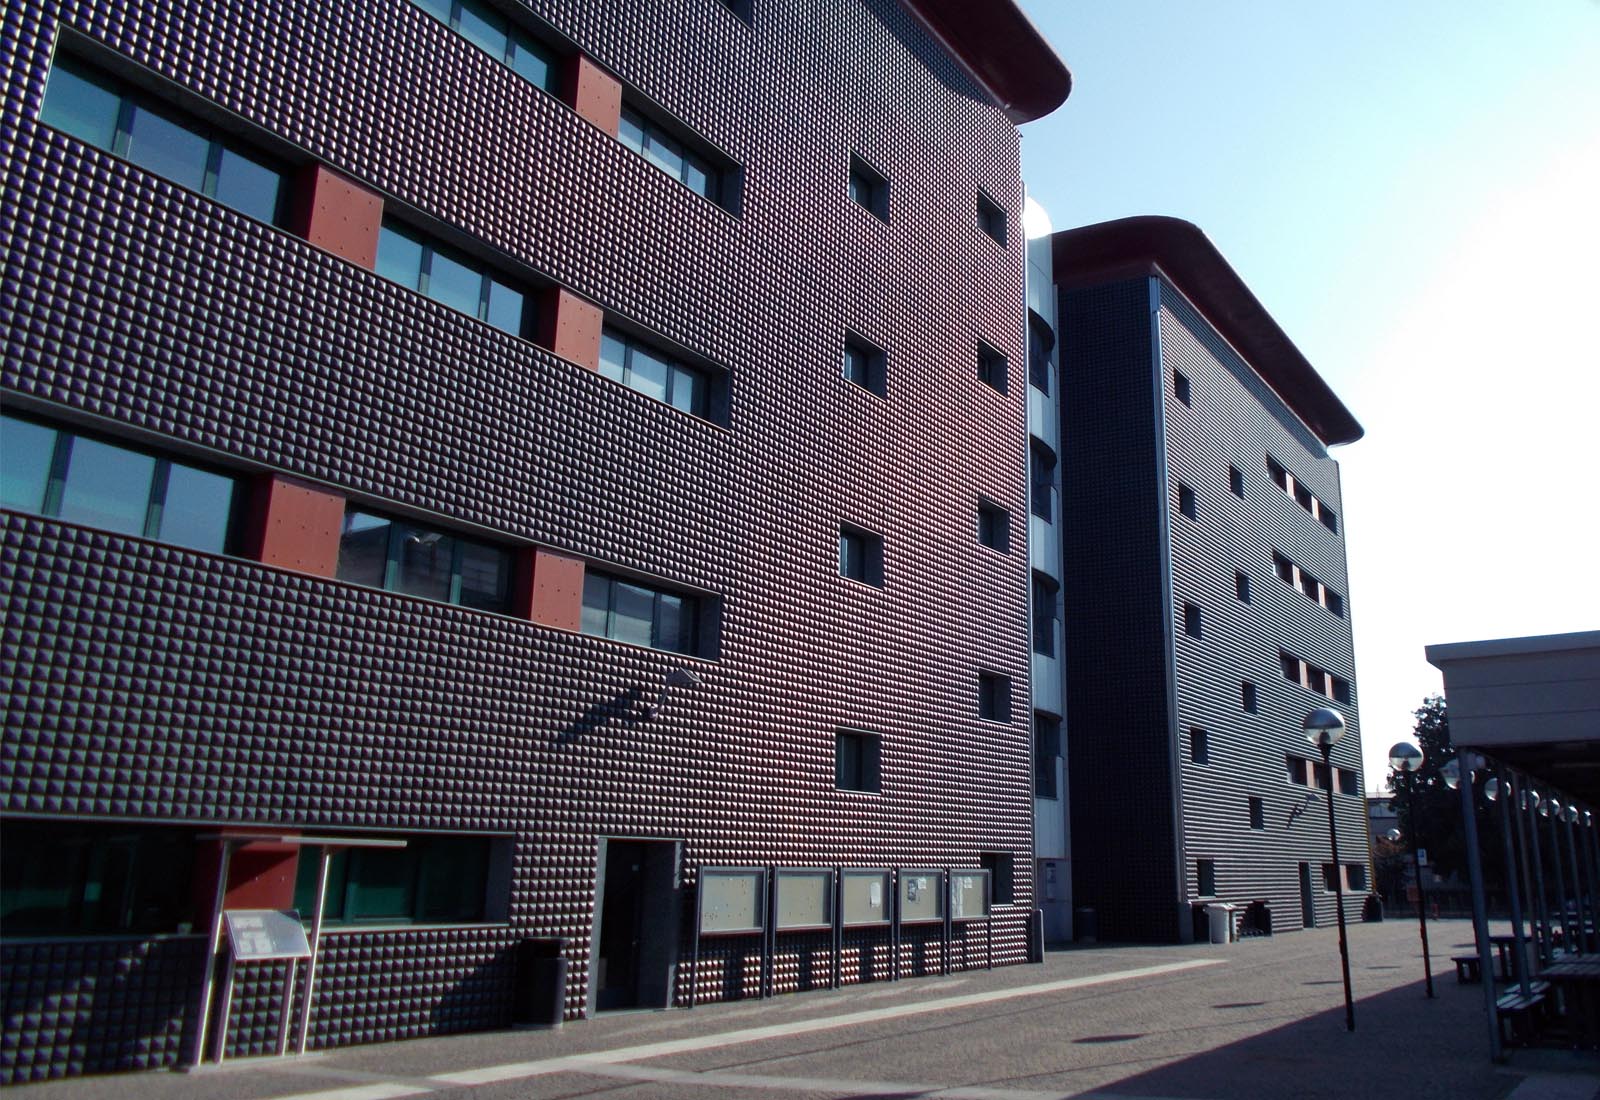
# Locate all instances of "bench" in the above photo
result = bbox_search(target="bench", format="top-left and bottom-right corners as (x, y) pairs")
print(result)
(1496, 990), (1547, 1045)
(1453, 955), (1482, 983)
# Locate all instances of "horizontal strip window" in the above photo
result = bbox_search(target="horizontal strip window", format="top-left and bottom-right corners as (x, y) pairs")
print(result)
(581, 569), (702, 655)
(1, 412), (239, 553)
(377, 220), (527, 336)
(294, 835), (497, 925)
(336, 509), (513, 612)
(1272, 551), (1345, 617)
(1323, 862), (1366, 892)
(40, 54), (286, 226)
(1286, 754), (1358, 795)
(1279, 649), (1351, 704)
(1, 819), (198, 936)
(412, 0), (561, 94)
(1266, 454), (1338, 533)
(600, 328), (711, 417)
(619, 104), (733, 209)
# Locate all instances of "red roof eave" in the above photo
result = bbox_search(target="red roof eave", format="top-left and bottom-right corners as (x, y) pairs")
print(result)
(901, 0), (1072, 123)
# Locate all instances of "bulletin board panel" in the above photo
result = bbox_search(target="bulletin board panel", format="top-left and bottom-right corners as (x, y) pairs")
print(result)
(698, 867), (767, 935)
(898, 869), (944, 924)
(950, 870), (991, 922)
(841, 870), (892, 926)
(775, 868), (834, 931)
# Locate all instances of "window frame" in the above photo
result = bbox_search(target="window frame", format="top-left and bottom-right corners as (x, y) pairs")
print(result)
(599, 325), (713, 419)
(1033, 713), (1061, 799)
(1182, 601), (1202, 639)
(847, 153), (888, 221)
(976, 339), (1009, 394)
(1249, 796), (1265, 830)
(1178, 482), (1197, 520)
(976, 188), (1007, 245)
(1189, 727), (1210, 765)
(1197, 859), (1217, 898)
(834, 729), (882, 794)
(336, 508), (515, 613)
(617, 102), (734, 210)
(411, 0), (563, 95)
(1173, 370), (1191, 406)
(580, 569), (702, 655)
(842, 331), (887, 397)
(375, 219), (528, 337)
(977, 499), (1011, 554)
(978, 671), (1011, 724)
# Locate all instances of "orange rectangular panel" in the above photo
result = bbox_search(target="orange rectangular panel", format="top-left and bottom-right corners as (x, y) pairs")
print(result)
(567, 55), (622, 136)
(541, 288), (603, 372)
(514, 548), (586, 631)
(291, 165), (384, 269)
(242, 474), (347, 577)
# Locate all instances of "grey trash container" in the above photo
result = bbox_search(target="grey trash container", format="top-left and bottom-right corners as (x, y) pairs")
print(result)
(512, 937), (568, 1027)
(1205, 903), (1234, 944)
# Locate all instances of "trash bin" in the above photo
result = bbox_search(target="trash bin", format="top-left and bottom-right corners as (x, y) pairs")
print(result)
(1073, 906), (1097, 943)
(1205, 903), (1234, 945)
(1227, 906), (1244, 942)
(512, 937), (568, 1027)
(1362, 894), (1384, 922)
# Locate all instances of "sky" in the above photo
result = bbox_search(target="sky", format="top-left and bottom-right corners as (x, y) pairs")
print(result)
(1014, 0), (1600, 792)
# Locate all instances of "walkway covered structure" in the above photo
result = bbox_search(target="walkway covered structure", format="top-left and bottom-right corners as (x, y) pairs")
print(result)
(1426, 630), (1600, 1061)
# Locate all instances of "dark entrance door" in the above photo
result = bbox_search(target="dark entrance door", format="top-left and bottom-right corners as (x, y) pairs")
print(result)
(1299, 862), (1316, 928)
(594, 839), (680, 1011)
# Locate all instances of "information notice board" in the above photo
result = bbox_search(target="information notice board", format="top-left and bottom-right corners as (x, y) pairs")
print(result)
(224, 910), (311, 961)
(898, 869), (943, 924)
(698, 867), (766, 935)
(950, 870), (991, 921)
(841, 870), (892, 926)
(774, 869), (833, 931)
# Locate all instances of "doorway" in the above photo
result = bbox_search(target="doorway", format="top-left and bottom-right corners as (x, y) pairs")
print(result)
(593, 838), (681, 1011)
(1299, 862), (1315, 928)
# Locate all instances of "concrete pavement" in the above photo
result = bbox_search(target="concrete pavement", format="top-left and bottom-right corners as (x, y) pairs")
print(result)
(10, 919), (1597, 1099)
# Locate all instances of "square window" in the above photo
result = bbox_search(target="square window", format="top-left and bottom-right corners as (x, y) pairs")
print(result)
(979, 852), (1014, 905)
(1326, 590), (1345, 617)
(835, 729), (881, 793)
(977, 189), (1007, 245)
(1173, 370), (1191, 406)
(1178, 483), (1196, 519)
(1267, 455), (1289, 492)
(977, 340), (1008, 393)
(1249, 797), (1265, 830)
(1242, 681), (1257, 713)
(838, 524), (883, 586)
(848, 154), (888, 220)
(1285, 756), (1307, 785)
(1337, 768), (1359, 796)
(1197, 859), (1216, 897)
(978, 672), (1011, 723)
(1345, 863), (1368, 891)
(977, 500), (1010, 553)
(1189, 727), (1209, 765)
(1183, 602), (1202, 639)
(1229, 465), (1244, 497)
(1034, 713), (1061, 799)
(842, 332), (886, 397)
(1332, 676), (1352, 705)
(1319, 505), (1339, 534)
(1235, 571), (1251, 602)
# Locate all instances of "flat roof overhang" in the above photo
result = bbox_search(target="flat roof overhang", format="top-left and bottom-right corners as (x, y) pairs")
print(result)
(1426, 630), (1600, 807)
(901, 1), (1072, 123)
(1051, 216), (1364, 447)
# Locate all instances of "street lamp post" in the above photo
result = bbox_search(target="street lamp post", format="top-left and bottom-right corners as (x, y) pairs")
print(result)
(1443, 755), (1503, 1061)
(1304, 707), (1354, 1032)
(1389, 741), (1433, 998)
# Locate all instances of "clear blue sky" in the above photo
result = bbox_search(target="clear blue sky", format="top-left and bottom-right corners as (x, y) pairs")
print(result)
(1016, 1), (1600, 791)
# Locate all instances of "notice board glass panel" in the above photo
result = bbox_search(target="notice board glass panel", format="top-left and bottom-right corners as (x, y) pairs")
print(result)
(698, 867), (766, 935)
(775, 869), (833, 930)
(951, 870), (991, 921)
(841, 869), (891, 926)
(899, 869), (944, 923)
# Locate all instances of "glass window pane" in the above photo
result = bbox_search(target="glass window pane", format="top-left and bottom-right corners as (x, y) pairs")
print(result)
(158, 462), (235, 552)
(0, 829), (87, 932)
(376, 224), (426, 290)
(57, 436), (156, 535)
(337, 511), (392, 588)
(839, 532), (860, 578)
(667, 365), (702, 415)
(654, 592), (685, 652)
(485, 278), (524, 335)
(511, 33), (553, 90)
(457, 540), (510, 611)
(417, 837), (487, 921)
(425, 248), (485, 318)
(618, 108), (645, 154)
(683, 155), (711, 198)
(415, 0), (452, 23)
(212, 146), (282, 223)
(599, 332), (628, 383)
(40, 59), (122, 149)
(125, 103), (211, 191)
(581, 573), (610, 637)
(345, 848), (415, 921)
(1, 416), (59, 513)
(612, 581), (654, 647)
(394, 522), (456, 602)
(643, 129), (684, 179)
(456, 0), (509, 60)
(628, 347), (670, 402)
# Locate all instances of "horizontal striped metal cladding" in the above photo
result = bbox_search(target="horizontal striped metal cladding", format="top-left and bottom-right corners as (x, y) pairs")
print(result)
(0, 0), (1040, 1081)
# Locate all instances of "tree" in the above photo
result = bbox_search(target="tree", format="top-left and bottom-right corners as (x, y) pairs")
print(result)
(1387, 694), (1505, 893)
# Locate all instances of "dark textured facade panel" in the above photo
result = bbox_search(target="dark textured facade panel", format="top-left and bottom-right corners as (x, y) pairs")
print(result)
(1, 0), (1040, 1081)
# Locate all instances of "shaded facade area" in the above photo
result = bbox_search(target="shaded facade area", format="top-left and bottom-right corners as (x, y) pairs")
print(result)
(1427, 631), (1600, 1059)
(0, 0), (1069, 1081)
(1047, 217), (1370, 942)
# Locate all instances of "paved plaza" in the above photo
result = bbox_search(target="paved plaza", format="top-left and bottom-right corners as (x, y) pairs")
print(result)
(11, 919), (1598, 1100)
